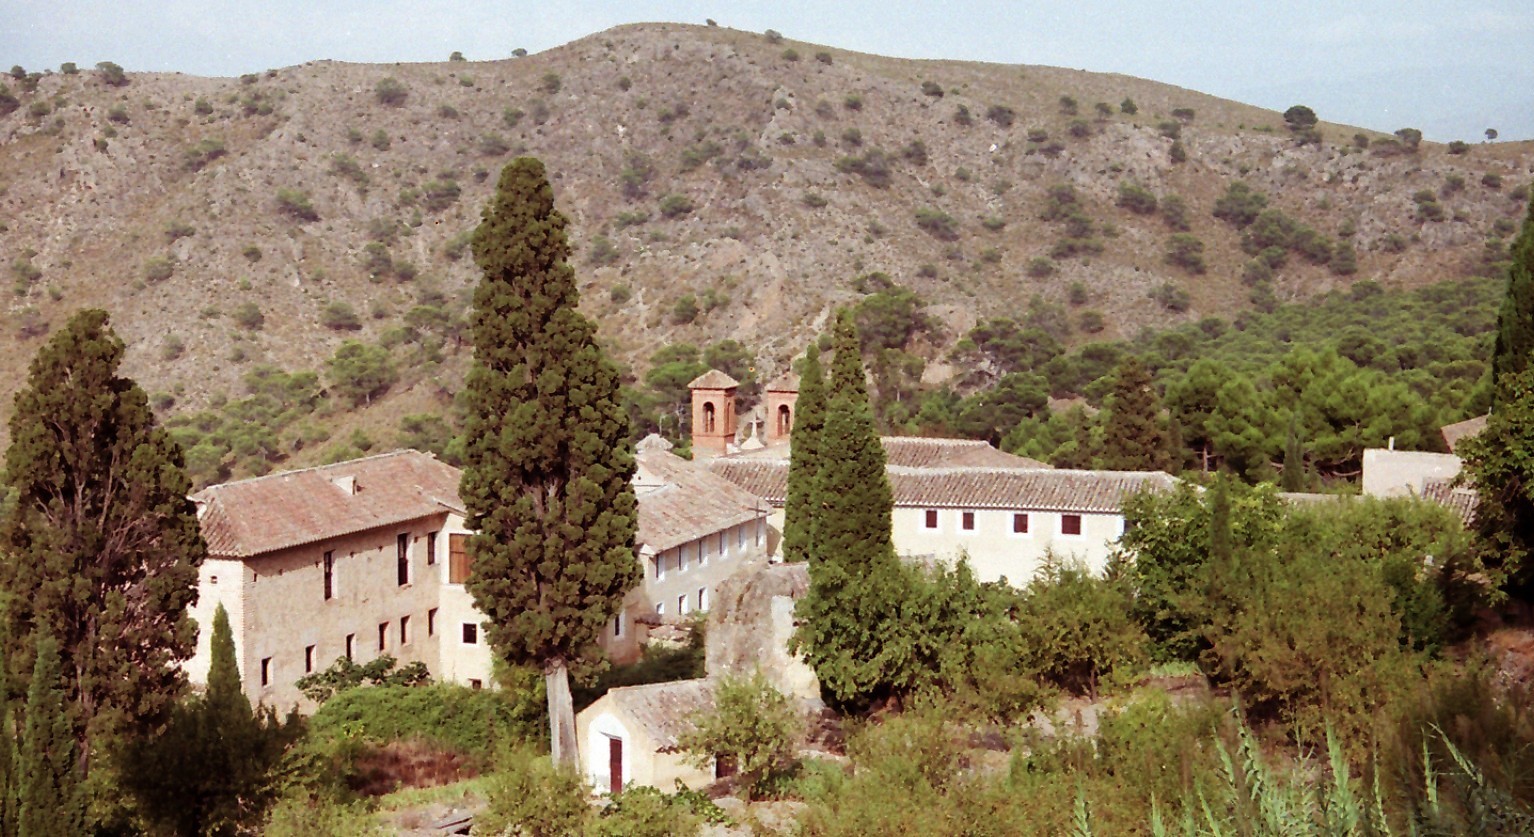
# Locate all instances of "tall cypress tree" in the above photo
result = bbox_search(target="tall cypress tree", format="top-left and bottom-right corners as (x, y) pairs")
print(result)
(1099, 356), (1173, 471)
(793, 311), (911, 711)
(460, 158), (639, 767)
(781, 345), (826, 563)
(0, 309), (205, 775)
(16, 634), (83, 837)
(1492, 192), (1534, 405)
(0, 628), (16, 837)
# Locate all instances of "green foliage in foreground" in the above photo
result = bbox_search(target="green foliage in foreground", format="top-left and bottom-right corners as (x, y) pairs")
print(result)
(478, 746), (706, 836)
(307, 681), (542, 762)
(679, 672), (801, 800)
(295, 654), (430, 704)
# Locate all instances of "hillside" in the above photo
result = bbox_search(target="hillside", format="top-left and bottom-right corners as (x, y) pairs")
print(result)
(1, 22), (1531, 459)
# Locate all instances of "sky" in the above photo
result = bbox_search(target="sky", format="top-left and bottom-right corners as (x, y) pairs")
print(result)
(5, 1), (1532, 141)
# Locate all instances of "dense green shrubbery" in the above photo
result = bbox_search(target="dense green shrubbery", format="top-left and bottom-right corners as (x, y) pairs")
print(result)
(308, 682), (543, 761)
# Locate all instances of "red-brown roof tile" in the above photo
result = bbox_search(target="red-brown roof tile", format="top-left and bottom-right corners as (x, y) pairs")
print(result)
(193, 450), (463, 558)
(1422, 476), (1478, 525)
(1441, 414), (1488, 452)
(688, 369), (739, 390)
(604, 678), (715, 751)
(635, 448), (770, 554)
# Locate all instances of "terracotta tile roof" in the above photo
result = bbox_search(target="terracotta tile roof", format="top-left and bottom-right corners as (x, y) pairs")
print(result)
(688, 369), (739, 390)
(765, 371), (800, 392)
(1441, 414), (1488, 452)
(193, 450), (463, 558)
(708, 457), (1174, 513)
(1422, 477), (1478, 525)
(880, 437), (1050, 469)
(635, 448), (770, 554)
(604, 678), (715, 751)
(886, 467), (1176, 512)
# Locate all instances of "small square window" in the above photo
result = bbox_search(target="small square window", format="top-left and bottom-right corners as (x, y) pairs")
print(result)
(1062, 514), (1083, 536)
(469, 679), (483, 690)
(923, 509), (939, 530)
(462, 623), (478, 645)
(427, 607), (438, 636)
(1013, 513), (1029, 534)
(260, 657), (272, 687)
(304, 645), (315, 673)
(961, 511), (975, 531)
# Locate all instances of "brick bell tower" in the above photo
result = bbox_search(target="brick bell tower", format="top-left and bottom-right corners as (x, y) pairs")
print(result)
(688, 369), (739, 458)
(764, 371), (800, 447)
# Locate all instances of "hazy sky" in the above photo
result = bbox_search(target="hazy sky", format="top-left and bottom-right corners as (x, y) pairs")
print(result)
(5, 1), (1532, 140)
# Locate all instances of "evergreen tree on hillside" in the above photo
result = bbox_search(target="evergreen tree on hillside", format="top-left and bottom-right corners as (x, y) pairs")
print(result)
(793, 311), (912, 711)
(459, 158), (639, 767)
(0, 309), (205, 775)
(16, 634), (83, 837)
(1492, 192), (1534, 404)
(0, 630), (16, 837)
(1099, 356), (1173, 471)
(781, 344), (826, 563)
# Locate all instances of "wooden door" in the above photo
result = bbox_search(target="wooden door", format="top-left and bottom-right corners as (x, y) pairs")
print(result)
(608, 736), (623, 794)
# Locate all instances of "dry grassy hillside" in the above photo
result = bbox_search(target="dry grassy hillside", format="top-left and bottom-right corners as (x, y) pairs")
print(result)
(1, 22), (1530, 453)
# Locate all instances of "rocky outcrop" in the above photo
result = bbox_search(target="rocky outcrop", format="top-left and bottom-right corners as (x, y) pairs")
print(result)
(705, 560), (821, 705)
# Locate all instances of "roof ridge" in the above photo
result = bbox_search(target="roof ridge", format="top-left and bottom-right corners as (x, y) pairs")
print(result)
(195, 448), (432, 496)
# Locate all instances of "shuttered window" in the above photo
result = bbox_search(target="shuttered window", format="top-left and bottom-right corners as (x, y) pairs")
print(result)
(449, 534), (472, 583)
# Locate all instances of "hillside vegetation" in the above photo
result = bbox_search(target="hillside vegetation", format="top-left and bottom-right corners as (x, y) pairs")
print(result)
(1, 23), (1530, 475)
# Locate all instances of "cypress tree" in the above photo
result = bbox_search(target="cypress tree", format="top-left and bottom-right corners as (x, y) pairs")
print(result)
(1492, 192), (1534, 404)
(0, 309), (206, 773)
(1280, 416), (1307, 492)
(0, 629), (16, 837)
(781, 345), (826, 563)
(459, 158), (639, 767)
(793, 311), (911, 710)
(16, 634), (83, 837)
(1099, 356), (1173, 471)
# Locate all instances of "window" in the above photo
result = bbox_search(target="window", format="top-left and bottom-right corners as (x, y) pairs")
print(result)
(1062, 514), (1083, 536)
(698, 587), (708, 611)
(756, 519), (764, 546)
(345, 633), (355, 660)
(655, 602), (665, 616)
(923, 509), (939, 530)
(462, 623), (478, 644)
(426, 531), (438, 565)
(304, 645), (315, 673)
(449, 533), (471, 583)
(702, 401), (716, 433)
(613, 614), (624, 638)
(961, 511), (976, 531)
(718, 531), (726, 557)
(679, 544), (689, 572)
(397, 533), (410, 586)
(260, 657), (271, 687)
(737, 524), (746, 550)
(399, 615), (410, 645)
(378, 622), (388, 652)
(427, 607), (438, 636)
(469, 679), (483, 690)
(678, 594), (688, 615)
(323, 550), (335, 600)
(655, 553), (666, 581)
(1012, 513), (1029, 535)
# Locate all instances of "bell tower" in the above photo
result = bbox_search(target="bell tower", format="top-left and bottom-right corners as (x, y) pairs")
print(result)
(764, 371), (800, 446)
(688, 369), (739, 457)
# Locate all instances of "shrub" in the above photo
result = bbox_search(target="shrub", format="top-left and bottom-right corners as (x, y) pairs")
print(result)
(144, 256), (175, 283)
(1448, 140), (1470, 155)
(1117, 181), (1158, 214)
(1161, 194), (1190, 231)
(1483, 172), (1503, 189)
(0, 86), (17, 117)
(953, 104), (972, 126)
(764, 29), (783, 43)
(781, 48), (800, 62)
(1149, 282), (1192, 312)
(1171, 106), (1195, 123)
(985, 104), (1016, 127)
(276, 188), (318, 221)
(609, 285), (631, 304)
(1068, 119), (1091, 138)
(184, 138), (227, 171)
(96, 61), (128, 86)
(920, 81), (944, 97)
(1165, 233), (1207, 274)
(588, 235), (620, 266)
(1395, 127), (1423, 150)
(914, 207), (959, 240)
(843, 93), (863, 111)
(901, 140), (929, 166)
(672, 294), (699, 324)
(658, 194), (695, 219)
(1079, 310), (1105, 333)
(840, 126), (862, 146)
(420, 179), (460, 212)
(374, 76), (407, 105)
(326, 340), (397, 405)
(982, 216), (1006, 232)
(370, 129), (390, 150)
(164, 220), (196, 242)
(232, 302), (264, 330)
(1120, 97), (1138, 114)
(801, 192), (828, 208)
(1213, 181), (1268, 227)
(193, 97), (213, 116)
(320, 300), (361, 331)
(1157, 120), (1181, 139)
(834, 149), (892, 187)
(616, 75), (631, 92)
(477, 747), (592, 836)
(540, 72), (561, 94)
(1024, 258), (1057, 279)
(161, 335), (185, 361)
(815, 50), (833, 64)
(679, 672), (801, 801)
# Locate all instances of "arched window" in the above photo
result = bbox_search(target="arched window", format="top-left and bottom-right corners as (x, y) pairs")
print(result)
(702, 401), (716, 433)
(776, 404), (793, 436)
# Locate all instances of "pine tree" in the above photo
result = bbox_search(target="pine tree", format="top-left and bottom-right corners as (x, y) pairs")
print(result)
(1492, 192), (1534, 404)
(0, 309), (205, 773)
(459, 158), (639, 767)
(1099, 356), (1173, 471)
(781, 344), (826, 563)
(793, 311), (912, 711)
(16, 634), (83, 837)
